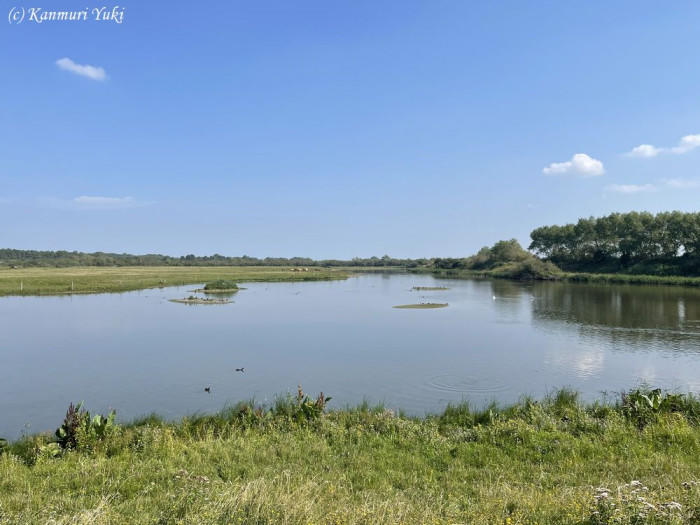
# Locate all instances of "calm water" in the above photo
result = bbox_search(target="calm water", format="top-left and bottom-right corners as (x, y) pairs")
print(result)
(2, 273), (700, 439)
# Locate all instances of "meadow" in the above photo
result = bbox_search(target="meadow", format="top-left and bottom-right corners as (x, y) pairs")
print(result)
(1, 388), (699, 524)
(0, 266), (349, 296)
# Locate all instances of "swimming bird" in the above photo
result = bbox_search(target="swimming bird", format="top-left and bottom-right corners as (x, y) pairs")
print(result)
(204, 386), (211, 393)
(235, 367), (245, 373)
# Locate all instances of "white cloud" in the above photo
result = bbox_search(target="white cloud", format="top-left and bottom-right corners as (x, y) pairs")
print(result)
(543, 153), (605, 177)
(670, 134), (700, 154)
(625, 134), (700, 158)
(73, 196), (142, 209)
(605, 184), (656, 194)
(626, 144), (662, 158)
(56, 57), (107, 81)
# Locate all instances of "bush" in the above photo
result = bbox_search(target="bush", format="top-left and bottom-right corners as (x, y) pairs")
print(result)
(437, 239), (563, 280)
(492, 259), (561, 280)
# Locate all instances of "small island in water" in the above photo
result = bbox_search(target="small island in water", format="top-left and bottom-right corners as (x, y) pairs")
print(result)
(393, 303), (448, 309)
(412, 286), (449, 291)
(170, 296), (232, 305)
(193, 280), (242, 293)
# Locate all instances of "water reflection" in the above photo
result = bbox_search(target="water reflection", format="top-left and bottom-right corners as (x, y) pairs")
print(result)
(526, 281), (700, 352)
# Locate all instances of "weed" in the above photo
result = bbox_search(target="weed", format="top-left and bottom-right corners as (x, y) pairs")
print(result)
(55, 402), (117, 450)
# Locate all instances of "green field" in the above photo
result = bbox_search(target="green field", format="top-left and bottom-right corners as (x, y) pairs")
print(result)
(0, 266), (350, 296)
(1, 389), (699, 524)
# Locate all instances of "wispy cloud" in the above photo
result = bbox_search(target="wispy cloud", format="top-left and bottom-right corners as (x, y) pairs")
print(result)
(605, 184), (656, 194)
(73, 196), (145, 209)
(40, 195), (151, 210)
(662, 178), (700, 189)
(605, 179), (700, 194)
(56, 57), (107, 81)
(625, 134), (700, 158)
(543, 153), (604, 177)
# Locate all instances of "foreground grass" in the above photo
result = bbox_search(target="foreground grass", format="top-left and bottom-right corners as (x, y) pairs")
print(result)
(2, 390), (700, 524)
(0, 266), (350, 296)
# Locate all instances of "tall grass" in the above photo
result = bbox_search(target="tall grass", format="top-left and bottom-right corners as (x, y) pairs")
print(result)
(1, 388), (699, 524)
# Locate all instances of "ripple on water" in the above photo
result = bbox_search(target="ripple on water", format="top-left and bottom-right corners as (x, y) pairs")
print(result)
(424, 374), (510, 395)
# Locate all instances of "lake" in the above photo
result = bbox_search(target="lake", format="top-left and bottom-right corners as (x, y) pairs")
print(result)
(2, 273), (700, 439)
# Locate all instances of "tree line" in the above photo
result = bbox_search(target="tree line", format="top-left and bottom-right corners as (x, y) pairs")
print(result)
(0, 249), (427, 269)
(6, 211), (700, 276)
(529, 211), (700, 274)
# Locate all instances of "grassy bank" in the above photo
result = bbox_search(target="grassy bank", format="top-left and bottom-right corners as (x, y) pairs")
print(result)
(430, 267), (700, 287)
(560, 271), (700, 287)
(1, 388), (699, 524)
(0, 266), (350, 296)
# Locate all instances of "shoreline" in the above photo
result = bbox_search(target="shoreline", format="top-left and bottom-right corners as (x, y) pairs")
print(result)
(427, 268), (700, 287)
(4, 264), (700, 299)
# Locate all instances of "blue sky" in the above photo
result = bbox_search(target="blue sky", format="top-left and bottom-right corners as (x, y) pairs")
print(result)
(2, 1), (700, 258)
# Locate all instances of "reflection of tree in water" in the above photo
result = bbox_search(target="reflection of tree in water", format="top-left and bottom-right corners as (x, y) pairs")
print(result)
(528, 281), (700, 349)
